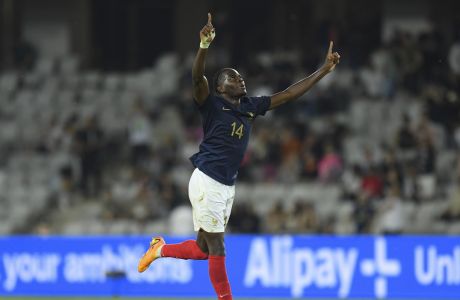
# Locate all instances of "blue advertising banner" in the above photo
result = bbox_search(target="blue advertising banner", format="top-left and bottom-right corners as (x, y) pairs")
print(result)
(0, 235), (459, 298)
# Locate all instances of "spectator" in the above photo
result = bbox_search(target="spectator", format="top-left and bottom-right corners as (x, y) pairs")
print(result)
(416, 134), (437, 201)
(74, 115), (105, 198)
(128, 100), (153, 169)
(360, 61), (386, 98)
(354, 192), (375, 233)
(286, 201), (318, 233)
(280, 127), (301, 159)
(169, 205), (194, 235)
(448, 38), (460, 75)
(229, 203), (261, 233)
(318, 143), (343, 182)
(361, 167), (383, 198)
(264, 202), (287, 233)
(396, 114), (417, 151)
(440, 176), (460, 221)
(376, 186), (407, 234)
(277, 154), (301, 183)
(341, 164), (362, 200)
(300, 151), (318, 180)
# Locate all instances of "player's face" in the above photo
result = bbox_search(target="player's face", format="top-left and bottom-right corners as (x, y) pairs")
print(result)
(222, 69), (247, 97)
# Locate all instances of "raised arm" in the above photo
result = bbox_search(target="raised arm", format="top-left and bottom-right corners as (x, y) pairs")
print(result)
(192, 13), (216, 105)
(269, 41), (340, 110)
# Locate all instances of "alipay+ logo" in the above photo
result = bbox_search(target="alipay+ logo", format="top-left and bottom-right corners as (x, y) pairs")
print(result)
(360, 237), (401, 298)
(244, 236), (402, 299)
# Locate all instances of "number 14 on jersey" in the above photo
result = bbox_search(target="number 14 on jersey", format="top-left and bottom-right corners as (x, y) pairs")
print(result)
(230, 122), (244, 139)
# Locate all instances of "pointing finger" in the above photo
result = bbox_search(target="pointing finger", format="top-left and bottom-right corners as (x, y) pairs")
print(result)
(207, 13), (212, 25)
(328, 41), (333, 55)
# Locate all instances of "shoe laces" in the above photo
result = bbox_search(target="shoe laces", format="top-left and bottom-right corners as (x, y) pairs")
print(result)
(150, 238), (161, 246)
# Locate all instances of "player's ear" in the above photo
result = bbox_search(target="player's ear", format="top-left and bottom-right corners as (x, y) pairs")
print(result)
(217, 84), (224, 94)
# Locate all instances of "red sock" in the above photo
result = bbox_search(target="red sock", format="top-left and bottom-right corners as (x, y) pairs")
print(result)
(209, 255), (232, 300)
(161, 240), (208, 260)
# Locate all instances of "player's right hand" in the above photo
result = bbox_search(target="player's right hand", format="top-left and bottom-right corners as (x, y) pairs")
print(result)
(199, 13), (215, 48)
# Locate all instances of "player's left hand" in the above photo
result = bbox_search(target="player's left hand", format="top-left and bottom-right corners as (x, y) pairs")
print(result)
(323, 41), (340, 72)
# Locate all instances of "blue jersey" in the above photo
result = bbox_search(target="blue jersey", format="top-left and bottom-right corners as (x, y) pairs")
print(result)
(190, 94), (271, 186)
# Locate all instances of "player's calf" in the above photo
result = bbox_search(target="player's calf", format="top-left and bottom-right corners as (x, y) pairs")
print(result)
(162, 239), (209, 260)
(138, 237), (209, 273)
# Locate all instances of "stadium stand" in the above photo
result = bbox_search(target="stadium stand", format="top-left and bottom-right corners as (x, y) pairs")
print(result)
(1, 27), (460, 236)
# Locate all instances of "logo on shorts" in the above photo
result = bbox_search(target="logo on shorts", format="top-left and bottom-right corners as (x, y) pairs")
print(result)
(211, 218), (218, 226)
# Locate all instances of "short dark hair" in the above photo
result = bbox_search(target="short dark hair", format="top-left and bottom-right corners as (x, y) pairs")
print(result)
(212, 68), (233, 94)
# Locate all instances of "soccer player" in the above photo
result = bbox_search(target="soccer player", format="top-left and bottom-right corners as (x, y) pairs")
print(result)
(138, 13), (340, 299)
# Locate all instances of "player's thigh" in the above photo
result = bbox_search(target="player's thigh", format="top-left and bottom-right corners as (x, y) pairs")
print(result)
(201, 187), (228, 231)
(189, 169), (235, 232)
(196, 229), (209, 253)
(201, 231), (225, 255)
(188, 168), (205, 206)
(188, 169), (224, 232)
(223, 185), (235, 226)
(203, 184), (235, 231)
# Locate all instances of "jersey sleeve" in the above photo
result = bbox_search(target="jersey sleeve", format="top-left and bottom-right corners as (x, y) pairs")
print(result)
(251, 96), (272, 116)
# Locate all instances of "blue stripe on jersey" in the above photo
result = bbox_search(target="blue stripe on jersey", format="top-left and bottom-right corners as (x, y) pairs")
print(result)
(190, 94), (271, 186)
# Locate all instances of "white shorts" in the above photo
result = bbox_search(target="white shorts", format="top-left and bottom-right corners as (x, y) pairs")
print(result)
(188, 168), (235, 233)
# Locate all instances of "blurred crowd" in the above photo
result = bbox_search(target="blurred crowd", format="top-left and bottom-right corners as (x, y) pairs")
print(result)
(1, 25), (460, 235)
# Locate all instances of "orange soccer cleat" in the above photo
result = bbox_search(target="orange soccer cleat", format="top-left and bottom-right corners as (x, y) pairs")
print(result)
(138, 237), (165, 273)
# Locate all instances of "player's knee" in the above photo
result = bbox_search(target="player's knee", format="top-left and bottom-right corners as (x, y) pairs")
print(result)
(207, 236), (225, 256)
(199, 230), (225, 256)
(209, 245), (225, 256)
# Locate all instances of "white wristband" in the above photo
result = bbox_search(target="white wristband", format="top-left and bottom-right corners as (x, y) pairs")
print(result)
(200, 31), (215, 49)
(200, 42), (211, 49)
